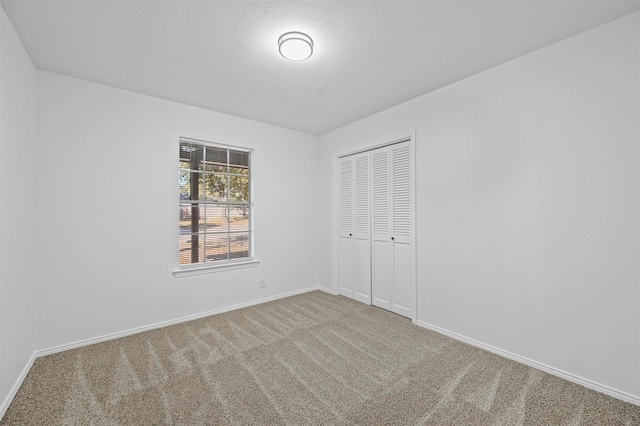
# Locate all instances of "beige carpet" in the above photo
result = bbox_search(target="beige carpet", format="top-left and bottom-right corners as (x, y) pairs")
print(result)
(2, 291), (639, 425)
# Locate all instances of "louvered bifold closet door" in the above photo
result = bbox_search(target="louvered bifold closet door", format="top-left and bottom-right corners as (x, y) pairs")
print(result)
(338, 156), (355, 299)
(390, 141), (414, 318)
(352, 152), (372, 304)
(371, 146), (392, 311)
(338, 138), (413, 317)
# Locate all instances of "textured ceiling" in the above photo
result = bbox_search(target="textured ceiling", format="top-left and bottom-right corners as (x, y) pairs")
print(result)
(2, 0), (639, 135)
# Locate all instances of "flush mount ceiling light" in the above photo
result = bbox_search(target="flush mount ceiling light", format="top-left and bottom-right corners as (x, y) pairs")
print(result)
(278, 32), (313, 61)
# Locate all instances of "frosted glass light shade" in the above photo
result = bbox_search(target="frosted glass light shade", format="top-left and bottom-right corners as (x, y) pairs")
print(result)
(278, 32), (313, 61)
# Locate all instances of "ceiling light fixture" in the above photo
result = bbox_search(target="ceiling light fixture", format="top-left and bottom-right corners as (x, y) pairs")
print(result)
(278, 32), (313, 61)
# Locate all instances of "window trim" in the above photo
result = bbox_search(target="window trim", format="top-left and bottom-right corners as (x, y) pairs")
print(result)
(173, 258), (260, 277)
(176, 137), (257, 276)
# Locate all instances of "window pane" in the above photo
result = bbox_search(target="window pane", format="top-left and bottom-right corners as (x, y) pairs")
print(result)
(179, 204), (205, 233)
(194, 234), (207, 263)
(230, 175), (249, 202)
(229, 207), (249, 232)
(179, 170), (190, 201)
(204, 173), (228, 201)
(230, 233), (250, 259)
(179, 233), (205, 265)
(229, 166), (248, 176)
(178, 171), (203, 200)
(204, 164), (227, 173)
(179, 205), (191, 232)
(204, 204), (229, 233)
(205, 145), (227, 165)
(205, 234), (229, 262)
(178, 234), (192, 265)
(229, 149), (249, 168)
(179, 141), (204, 169)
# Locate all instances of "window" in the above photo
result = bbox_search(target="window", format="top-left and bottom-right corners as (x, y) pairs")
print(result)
(178, 138), (254, 272)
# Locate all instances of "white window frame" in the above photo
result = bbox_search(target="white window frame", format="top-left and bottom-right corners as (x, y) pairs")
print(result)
(173, 137), (258, 277)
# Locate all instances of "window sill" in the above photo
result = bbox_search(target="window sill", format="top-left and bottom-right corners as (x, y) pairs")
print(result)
(173, 258), (260, 278)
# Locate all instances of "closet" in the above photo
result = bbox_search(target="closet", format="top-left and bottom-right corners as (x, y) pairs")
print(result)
(338, 137), (415, 319)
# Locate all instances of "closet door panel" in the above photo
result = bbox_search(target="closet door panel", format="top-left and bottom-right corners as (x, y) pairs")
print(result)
(339, 237), (354, 296)
(390, 141), (414, 319)
(372, 240), (392, 309)
(353, 152), (371, 304)
(338, 156), (354, 298)
(371, 146), (392, 310)
(339, 156), (353, 238)
(392, 241), (412, 317)
(391, 142), (412, 245)
(354, 238), (371, 303)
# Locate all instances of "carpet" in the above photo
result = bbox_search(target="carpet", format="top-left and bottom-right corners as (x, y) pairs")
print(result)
(2, 290), (638, 425)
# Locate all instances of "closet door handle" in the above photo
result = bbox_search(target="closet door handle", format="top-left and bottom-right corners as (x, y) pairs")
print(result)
(391, 237), (394, 241)
(349, 233), (352, 237)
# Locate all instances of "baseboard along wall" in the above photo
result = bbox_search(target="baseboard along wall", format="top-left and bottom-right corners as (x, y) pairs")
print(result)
(415, 320), (640, 407)
(1, 285), (332, 420)
(37, 286), (331, 357)
(0, 352), (37, 421)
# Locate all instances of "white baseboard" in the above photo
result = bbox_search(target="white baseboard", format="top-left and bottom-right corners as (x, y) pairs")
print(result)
(416, 320), (640, 407)
(316, 285), (338, 295)
(2, 286), (325, 420)
(37, 286), (324, 358)
(0, 287), (311, 422)
(0, 351), (36, 420)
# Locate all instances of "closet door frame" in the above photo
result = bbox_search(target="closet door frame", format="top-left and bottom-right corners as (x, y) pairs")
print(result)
(335, 132), (416, 323)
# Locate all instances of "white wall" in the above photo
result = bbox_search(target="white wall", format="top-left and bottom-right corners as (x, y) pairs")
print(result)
(36, 71), (319, 350)
(0, 5), (38, 410)
(318, 12), (640, 399)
